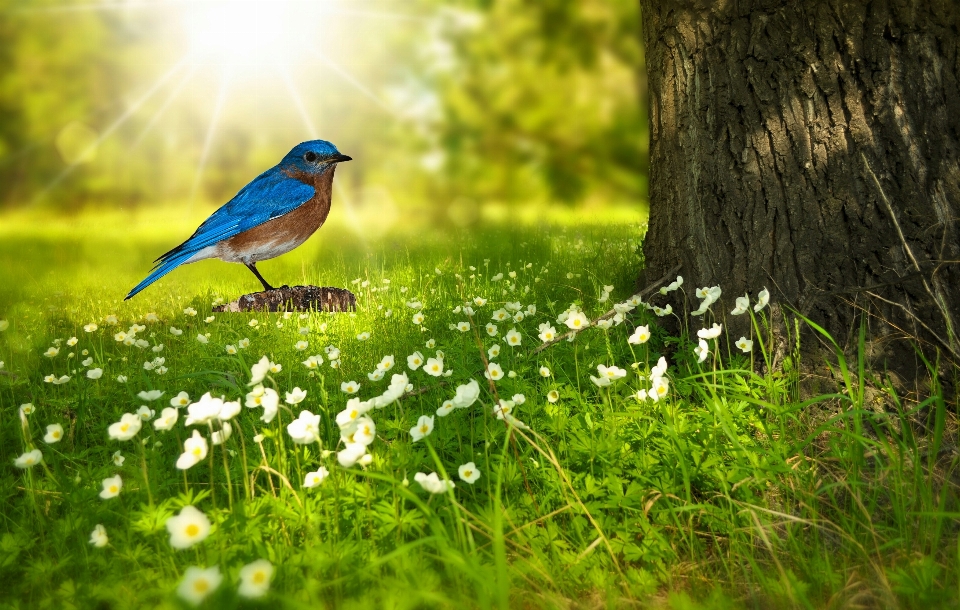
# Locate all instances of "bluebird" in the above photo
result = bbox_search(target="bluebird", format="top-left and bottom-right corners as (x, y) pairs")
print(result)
(125, 140), (351, 300)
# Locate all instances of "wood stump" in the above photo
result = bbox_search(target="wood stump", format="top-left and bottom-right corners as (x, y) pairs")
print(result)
(213, 286), (356, 313)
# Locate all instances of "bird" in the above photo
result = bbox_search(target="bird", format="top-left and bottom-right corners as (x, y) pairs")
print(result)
(125, 140), (351, 300)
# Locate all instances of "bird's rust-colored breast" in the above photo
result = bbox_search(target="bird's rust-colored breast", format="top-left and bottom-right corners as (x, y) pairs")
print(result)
(221, 166), (336, 262)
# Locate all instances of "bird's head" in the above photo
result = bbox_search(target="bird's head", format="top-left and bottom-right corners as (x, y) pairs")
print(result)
(280, 140), (352, 176)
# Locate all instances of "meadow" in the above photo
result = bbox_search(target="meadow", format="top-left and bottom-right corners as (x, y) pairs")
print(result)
(0, 205), (956, 609)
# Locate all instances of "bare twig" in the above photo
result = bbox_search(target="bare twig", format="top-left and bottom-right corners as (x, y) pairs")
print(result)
(531, 263), (682, 355)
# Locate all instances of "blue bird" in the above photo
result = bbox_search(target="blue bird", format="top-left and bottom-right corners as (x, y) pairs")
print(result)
(125, 140), (351, 300)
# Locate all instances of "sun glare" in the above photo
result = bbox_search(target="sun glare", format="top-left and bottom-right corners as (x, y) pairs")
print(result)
(183, 1), (316, 73)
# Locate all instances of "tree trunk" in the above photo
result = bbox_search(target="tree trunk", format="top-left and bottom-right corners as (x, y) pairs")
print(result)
(638, 0), (960, 372)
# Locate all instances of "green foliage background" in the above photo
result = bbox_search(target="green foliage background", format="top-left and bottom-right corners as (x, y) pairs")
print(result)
(0, 0), (645, 216)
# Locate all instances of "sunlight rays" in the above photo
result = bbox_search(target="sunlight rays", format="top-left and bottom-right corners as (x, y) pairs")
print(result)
(35, 55), (192, 201)
(188, 74), (231, 208)
(279, 64), (318, 140)
(305, 46), (396, 115)
(130, 64), (200, 150)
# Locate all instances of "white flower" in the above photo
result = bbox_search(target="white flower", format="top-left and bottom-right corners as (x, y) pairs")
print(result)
(137, 405), (155, 421)
(204, 315), (214, 323)
(166, 506), (211, 549)
(183, 307), (198, 317)
(337, 443), (367, 468)
(19, 403), (34, 416)
(407, 351), (424, 370)
(352, 416), (377, 446)
(154, 407), (179, 431)
(456, 321), (470, 332)
(505, 328), (522, 346)
(590, 375), (611, 387)
(628, 325), (651, 345)
(66, 336), (78, 347)
(287, 410), (321, 444)
(99, 475), (122, 499)
(547, 390), (560, 403)
(137, 389), (164, 401)
(409, 415), (434, 441)
(237, 559), (274, 599)
(754, 287), (770, 312)
(184, 393), (224, 426)
(177, 566), (222, 606)
(169, 326), (183, 336)
(116, 375), (128, 383)
(484, 323), (498, 337)
(653, 304), (673, 317)
(44, 423), (64, 443)
(424, 357), (444, 377)
(649, 377), (670, 401)
(538, 324), (557, 342)
(356, 331), (371, 341)
(302, 354), (323, 369)
(341, 380), (360, 394)
(14, 449), (42, 468)
(597, 364), (627, 381)
(108, 413), (142, 441)
(414, 472), (455, 494)
(378, 355), (395, 371)
(425, 339), (436, 348)
(303, 468), (330, 489)
(86, 367), (103, 380)
(473, 297), (487, 306)
(196, 334), (208, 344)
(176, 430), (209, 470)
(285, 387), (307, 405)
(367, 369), (385, 381)
(104, 315), (118, 325)
(595, 319), (613, 330)
(694, 339), (710, 363)
(436, 400), (456, 417)
(218, 399), (241, 421)
(412, 312), (425, 325)
(451, 379), (481, 409)
(84, 323), (98, 332)
(492, 308), (509, 322)
(458, 462), (481, 484)
(484, 362), (504, 381)
(651, 356), (669, 379)
(538, 366), (551, 378)
(736, 337), (754, 352)
(112, 450), (125, 466)
(43, 346), (59, 358)
(697, 324), (723, 340)
(89, 524), (108, 548)
(564, 312), (589, 330)
(238, 338), (250, 348)
(731, 294), (750, 315)
(248, 355), (271, 386)
(295, 340), (308, 351)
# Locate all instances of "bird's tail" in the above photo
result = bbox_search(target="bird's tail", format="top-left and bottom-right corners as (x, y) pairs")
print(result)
(124, 249), (196, 300)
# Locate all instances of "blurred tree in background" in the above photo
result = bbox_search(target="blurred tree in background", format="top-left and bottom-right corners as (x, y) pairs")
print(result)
(0, 0), (646, 215)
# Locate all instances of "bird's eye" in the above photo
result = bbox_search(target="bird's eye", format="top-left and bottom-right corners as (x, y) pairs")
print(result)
(304, 151), (318, 163)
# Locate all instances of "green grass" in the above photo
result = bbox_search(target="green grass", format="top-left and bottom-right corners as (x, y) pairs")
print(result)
(0, 206), (957, 609)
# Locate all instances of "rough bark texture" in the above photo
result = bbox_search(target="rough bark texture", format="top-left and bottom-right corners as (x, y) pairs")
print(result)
(213, 286), (356, 313)
(638, 0), (960, 370)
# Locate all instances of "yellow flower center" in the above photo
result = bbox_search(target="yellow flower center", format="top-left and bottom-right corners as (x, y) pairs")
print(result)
(193, 579), (209, 593)
(53, 431), (61, 438)
(253, 571), (266, 584)
(120, 424), (129, 432)
(186, 524), (200, 537)
(420, 425), (428, 433)
(109, 485), (118, 493)
(192, 447), (202, 456)
(464, 470), (472, 477)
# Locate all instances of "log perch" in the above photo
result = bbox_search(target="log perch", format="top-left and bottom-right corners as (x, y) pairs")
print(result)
(213, 286), (356, 313)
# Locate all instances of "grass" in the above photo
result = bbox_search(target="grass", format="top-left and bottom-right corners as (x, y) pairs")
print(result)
(0, 204), (957, 609)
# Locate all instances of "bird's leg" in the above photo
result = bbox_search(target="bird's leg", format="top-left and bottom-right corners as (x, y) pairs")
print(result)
(245, 262), (276, 292)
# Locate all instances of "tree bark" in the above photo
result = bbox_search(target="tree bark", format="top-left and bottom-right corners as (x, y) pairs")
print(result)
(638, 0), (960, 370)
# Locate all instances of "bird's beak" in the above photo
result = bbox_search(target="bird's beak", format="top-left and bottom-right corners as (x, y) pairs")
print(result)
(333, 154), (352, 163)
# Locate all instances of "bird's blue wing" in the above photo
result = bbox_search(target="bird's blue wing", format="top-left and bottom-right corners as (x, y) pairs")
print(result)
(124, 168), (314, 300)
(171, 168), (316, 255)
